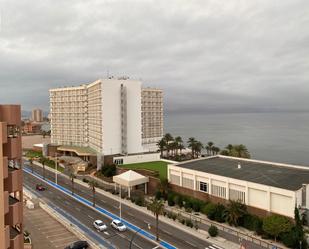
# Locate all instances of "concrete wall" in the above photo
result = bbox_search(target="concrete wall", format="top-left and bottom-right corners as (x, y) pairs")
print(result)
(113, 153), (160, 165)
(168, 164), (296, 218)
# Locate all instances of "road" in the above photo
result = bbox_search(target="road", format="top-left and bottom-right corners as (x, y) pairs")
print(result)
(23, 163), (215, 249)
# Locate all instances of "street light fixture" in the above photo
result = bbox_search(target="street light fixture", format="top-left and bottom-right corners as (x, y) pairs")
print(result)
(129, 224), (151, 249)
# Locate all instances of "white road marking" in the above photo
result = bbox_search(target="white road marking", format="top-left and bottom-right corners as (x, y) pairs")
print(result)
(127, 212), (134, 217)
(162, 229), (171, 235)
(152, 246), (160, 249)
(209, 245), (224, 249)
(88, 215), (94, 220)
(104, 231), (110, 235)
(185, 241), (197, 248)
(75, 207), (81, 211)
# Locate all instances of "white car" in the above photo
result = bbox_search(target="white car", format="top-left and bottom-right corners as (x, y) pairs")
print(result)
(111, 219), (126, 232)
(93, 220), (107, 231)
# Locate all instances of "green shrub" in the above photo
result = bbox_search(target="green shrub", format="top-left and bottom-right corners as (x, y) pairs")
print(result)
(214, 204), (226, 223)
(208, 225), (218, 237)
(155, 190), (162, 200)
(243, 214), (263, 234)
(185, 219), (194, 228)
(134, 196), (145, 206)
(82, 178), (89, 183)
(167, 193), (175, 206)
(202, 203), (217, 220)
(101, 164), (116, 177)
(184, 198), (193, 209)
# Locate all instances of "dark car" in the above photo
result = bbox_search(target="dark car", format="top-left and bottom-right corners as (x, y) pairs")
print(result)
(35, 184), (46, 191)
(64, 241), (89, 249)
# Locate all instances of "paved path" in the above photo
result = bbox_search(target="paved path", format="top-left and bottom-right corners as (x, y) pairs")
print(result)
(24, 206), (79, 249)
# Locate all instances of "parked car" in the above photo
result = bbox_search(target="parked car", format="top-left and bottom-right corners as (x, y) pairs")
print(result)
(64, 240), (89, 249)
(111, 219), (126, 232)
(93, 220), (107, 231)
(36, 184), (46, 191)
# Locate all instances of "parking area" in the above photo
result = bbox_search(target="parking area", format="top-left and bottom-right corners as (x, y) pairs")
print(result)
(24, 206), (79, 249)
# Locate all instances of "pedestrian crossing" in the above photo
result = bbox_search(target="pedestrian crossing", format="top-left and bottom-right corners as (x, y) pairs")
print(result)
(205, 244), (224, 249)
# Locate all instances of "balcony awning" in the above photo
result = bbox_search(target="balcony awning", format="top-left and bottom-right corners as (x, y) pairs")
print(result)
(57, 145), (97, 156)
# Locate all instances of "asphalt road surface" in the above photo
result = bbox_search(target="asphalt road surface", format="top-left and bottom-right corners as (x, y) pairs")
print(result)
(23, 164), (215, 249)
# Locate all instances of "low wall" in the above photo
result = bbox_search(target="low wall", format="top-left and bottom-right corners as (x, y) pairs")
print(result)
(114, 153), (160, 165)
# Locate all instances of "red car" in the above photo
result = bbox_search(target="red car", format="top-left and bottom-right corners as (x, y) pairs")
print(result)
(36, 184), (46, 191)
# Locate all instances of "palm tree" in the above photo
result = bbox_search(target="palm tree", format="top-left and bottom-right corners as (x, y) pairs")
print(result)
(39, 157), (46, 179)
(174, 136), (183, 156)
(187, 137), (197, 159)
(223, 200), (247, 226)
(68, 168), (76, 195)
(156, 138), (166, 158)
(193, 141), (203, 158)
(164, 133), (174, 156)
(212, 147), (220, 155)
(29, 157), (34, 173)
(88, 180), (99, 207)
(232, 144), (250, 158)
(226, 144), (233, 153)
(206, 142), (214, 155)
(148, 198), (164, 241)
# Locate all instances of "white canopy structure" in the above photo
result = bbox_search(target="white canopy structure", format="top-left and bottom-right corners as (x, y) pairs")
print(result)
(113, 170), (149, 197)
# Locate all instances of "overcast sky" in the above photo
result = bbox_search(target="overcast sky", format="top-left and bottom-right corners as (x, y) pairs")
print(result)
(0, 0), (308, 113)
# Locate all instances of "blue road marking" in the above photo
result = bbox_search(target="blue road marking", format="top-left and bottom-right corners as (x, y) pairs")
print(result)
(23, 167), (177, 249)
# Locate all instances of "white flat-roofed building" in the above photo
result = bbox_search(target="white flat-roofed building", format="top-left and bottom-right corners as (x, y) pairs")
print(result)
(50, 79), (163, 166)
(168, 155), (309, 218)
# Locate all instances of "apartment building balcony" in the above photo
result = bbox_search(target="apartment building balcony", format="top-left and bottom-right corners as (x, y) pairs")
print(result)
(2, 156), (8, 179)
(3, 137), (22, 159)
(10, 227), (23, 249)
(4, 190), (9, 214)
(5, 168), (23, 193)
(5, 225), (10, 249)
(6, 196), (23, 226)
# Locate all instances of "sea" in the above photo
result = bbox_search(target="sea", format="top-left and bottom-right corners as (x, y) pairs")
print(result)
(164, 112), (309, 166)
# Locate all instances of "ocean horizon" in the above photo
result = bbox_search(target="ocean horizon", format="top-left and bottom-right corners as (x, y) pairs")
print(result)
(164, 111), (309, 166)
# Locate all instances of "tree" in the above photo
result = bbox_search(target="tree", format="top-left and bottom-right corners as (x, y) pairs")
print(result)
(29, 157), (34, 173)
(68, 167), (76, 195)
(187, 137), (197, 159)
(159, 178), (169, 199)
(206, 141), (214, 155)
(212, 147), (220, 155)
(157, 138), (167, 158)
(232, 144), (250, 158)
(193, 141), (203, 158)
(148, 198), (164, 241)
(164, 133), (174, 157)
(88, 180), (99, 207)
(174, 136), (183, 156)
(39, 157), (46, 179)
(223, 200), (247, 226)
(262, 215), (292, 241)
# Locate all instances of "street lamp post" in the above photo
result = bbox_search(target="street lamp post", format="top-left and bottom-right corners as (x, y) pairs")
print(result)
(119, 185), (122, 220)
(129, 224), (151, 249)
(55, 153), (58, 184)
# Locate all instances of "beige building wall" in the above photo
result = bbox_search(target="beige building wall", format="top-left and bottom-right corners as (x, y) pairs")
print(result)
(31, 109), (43, 122)
(0, 105), (24, 249)
(141, 88), (163, 151)
(50, 86), (88, 147)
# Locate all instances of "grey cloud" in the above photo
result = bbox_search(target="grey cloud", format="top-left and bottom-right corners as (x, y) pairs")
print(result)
(0, 0), (308, 112)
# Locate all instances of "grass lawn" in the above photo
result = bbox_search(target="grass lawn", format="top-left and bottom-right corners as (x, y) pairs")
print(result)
(120, 161), (168, 180)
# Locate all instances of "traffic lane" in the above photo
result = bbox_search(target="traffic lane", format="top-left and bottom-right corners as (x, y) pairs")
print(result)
(26, 164), (211, 249)
(24, 172), (157, 249)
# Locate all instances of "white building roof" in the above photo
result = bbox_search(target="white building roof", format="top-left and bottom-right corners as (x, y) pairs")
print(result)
(113, 170), (149, 187)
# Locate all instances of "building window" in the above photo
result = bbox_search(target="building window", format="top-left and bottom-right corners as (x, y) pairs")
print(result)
(114, 159), (123, 165)
(229, 189), (245, 203)
(170, 174), (180, 186)
(182, 177), (194, 189)
(211, 184), (226, 198)
(198, 181), (208, 192)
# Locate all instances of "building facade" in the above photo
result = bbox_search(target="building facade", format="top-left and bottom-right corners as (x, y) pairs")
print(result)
(50, 79), (163, 160)
(0, 105), (24, 249)
(168, 156), (309, 218)
(141, 88), (163, 152)
(31, 108), (43, 122)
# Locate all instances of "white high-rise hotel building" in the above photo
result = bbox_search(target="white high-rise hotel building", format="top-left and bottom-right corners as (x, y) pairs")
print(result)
(50, 79), (163, 159)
